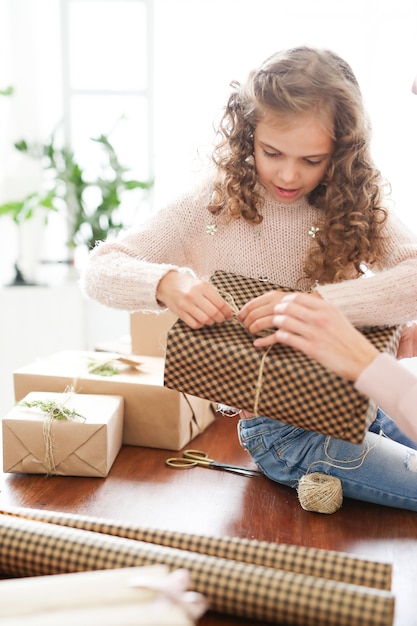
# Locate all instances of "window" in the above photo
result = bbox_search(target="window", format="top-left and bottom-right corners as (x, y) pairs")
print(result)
(1, 0), (417, 290)
(60, 0), (154, 259)
(61, 0), (152, 185)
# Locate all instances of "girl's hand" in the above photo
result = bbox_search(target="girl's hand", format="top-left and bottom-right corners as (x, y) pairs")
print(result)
(156, 270), (234, 329)
(397, 322), (417, 359)
(237, 290), (289, 334)
(253, 293), (379, 382)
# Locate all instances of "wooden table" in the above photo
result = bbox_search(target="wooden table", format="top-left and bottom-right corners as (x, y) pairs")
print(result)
(1, 415), (416, 625)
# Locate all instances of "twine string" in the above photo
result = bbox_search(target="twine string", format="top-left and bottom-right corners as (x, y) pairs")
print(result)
(217, 289), (272, 415)
(308, 435), (378, 474)
(297, 434), (381, 514)
(218, 287), (370, 515)
(253, 345), (273, 415)
(19, 388), (86, 476)
(42, 415), (56, 475)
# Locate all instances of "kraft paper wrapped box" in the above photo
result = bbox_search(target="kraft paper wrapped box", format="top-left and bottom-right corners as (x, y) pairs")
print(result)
(13, 350), (216, 451)
(164, 271), (401, 444)
(2, 391), (123, 477)
(130, 310), (178, 357)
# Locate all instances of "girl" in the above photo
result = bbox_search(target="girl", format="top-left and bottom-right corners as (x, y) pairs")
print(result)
(81, 46), (417, 511)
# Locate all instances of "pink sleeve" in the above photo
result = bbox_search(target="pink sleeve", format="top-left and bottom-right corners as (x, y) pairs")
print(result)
(355, 352), (417, 442)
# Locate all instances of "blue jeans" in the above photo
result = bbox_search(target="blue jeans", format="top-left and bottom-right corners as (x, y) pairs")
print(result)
(238, 409), (417, 512)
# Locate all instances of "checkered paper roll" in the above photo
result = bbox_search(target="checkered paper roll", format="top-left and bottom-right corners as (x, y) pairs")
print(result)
(1, 507), (392, 591)
(0, 513), (394, 626)
(164, 271), (401, 443)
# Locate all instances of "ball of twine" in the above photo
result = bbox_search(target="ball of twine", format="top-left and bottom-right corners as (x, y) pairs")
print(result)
(297, 472), (343, 514)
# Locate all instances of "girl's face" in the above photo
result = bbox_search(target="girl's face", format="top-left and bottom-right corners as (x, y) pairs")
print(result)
(253, 111), (333, 204)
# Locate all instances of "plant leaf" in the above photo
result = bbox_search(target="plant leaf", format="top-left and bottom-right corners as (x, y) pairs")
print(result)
(123, 179), (153, 190)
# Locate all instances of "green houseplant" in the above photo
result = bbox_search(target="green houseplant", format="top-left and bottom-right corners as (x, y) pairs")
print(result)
(0, 86), (13, 96)
(0, 126), (154, 252)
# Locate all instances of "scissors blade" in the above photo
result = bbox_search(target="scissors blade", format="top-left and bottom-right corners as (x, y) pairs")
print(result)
(209, 461), (261, 477)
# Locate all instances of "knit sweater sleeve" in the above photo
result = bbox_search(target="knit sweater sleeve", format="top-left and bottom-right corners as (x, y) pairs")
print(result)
(79, 191), (199, 313)
(315, 210), (417, 326)
(355, 352), (417, 442)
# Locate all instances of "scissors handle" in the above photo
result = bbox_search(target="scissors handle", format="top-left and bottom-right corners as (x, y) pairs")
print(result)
(165, 457), (198, 469)
(166, 449), (261, 476)
(183, 449), (211, 461)
(184, 450), (260, 476)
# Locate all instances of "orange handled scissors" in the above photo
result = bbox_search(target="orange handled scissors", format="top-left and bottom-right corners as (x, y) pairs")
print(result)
(165, 449), (261, 477)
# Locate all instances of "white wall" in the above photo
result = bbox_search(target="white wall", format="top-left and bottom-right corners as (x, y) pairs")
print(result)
(152, 0), (417, 228)
(0, 0), (64, 285)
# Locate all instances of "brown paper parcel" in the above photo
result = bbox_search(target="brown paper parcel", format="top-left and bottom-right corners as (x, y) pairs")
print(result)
(2, 391), (123, 477)
(131, 310), (178, 357)
(164, 271), (401, 444)
(13, 351), (215, 451)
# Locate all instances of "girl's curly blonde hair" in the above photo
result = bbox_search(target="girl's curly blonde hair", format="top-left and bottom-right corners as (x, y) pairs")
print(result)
(209, 46), (388, 284)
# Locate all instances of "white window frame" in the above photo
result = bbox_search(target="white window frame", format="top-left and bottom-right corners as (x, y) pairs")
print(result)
(59, 0), (154, 186)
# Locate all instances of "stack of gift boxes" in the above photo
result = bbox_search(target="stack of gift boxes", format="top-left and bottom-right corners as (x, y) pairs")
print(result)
(2, 311), (216, 478)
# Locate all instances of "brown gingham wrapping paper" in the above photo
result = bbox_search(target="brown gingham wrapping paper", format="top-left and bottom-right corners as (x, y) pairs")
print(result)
(164, 271), (401, 443)
(0, 507), (392, 591)
(0, 509), (394, 626)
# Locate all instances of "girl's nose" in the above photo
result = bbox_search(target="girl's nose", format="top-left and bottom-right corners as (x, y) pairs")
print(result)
(278, 161), (299, 184)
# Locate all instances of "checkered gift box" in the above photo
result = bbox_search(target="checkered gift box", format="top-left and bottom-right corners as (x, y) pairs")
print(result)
(164, 271), (401, 444)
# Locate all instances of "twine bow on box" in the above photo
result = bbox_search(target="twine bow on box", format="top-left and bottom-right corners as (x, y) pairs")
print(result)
(215, 288), (273, 417)
(18, 390), (86, 476)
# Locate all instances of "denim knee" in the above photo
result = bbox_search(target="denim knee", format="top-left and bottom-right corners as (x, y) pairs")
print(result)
(238, 416), (325, 488)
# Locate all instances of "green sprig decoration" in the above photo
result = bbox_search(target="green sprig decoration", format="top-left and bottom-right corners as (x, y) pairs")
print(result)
(87, 359), (121, 376)
(18, 399), (86, 422)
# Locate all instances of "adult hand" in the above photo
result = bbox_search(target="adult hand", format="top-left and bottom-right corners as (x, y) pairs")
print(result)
(253, 293), (379, 382)
(397, 322), (417, 359)
(156, 270), (234, 329)
(237, 290), (289, 334)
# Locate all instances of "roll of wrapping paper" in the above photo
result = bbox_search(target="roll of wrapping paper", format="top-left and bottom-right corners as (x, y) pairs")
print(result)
(0, 507), (392, 591)
(0, 512), (394, 626)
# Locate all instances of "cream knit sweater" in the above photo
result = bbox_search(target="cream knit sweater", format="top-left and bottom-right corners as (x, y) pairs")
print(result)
(80, 180), (417, 327)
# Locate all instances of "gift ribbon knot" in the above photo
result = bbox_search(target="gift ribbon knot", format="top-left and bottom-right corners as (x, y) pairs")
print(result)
(19, 391), (86, 475)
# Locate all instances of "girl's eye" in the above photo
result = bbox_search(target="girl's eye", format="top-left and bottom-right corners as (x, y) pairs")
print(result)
(262, 150), (324, 166)
(305, 159), (323, 166)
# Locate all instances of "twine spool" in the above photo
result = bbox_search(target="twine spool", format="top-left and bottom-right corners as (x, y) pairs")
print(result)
(297, 473), (343, 514)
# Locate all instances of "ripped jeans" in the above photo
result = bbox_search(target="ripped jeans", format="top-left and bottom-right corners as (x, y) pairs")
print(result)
(238, 409), (417, 512)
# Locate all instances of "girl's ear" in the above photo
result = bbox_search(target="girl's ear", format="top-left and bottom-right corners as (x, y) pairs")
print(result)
(412, 74), (417, 95)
